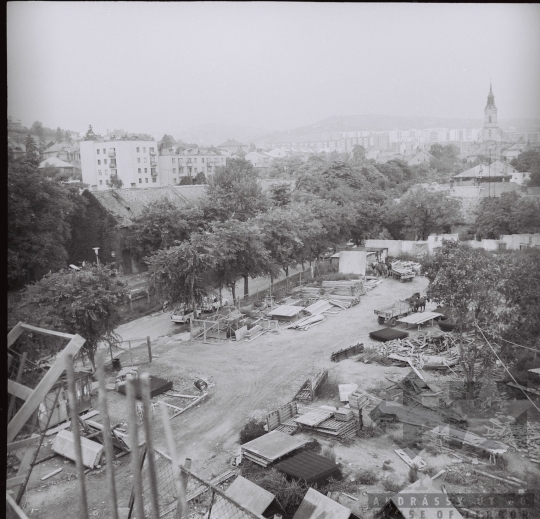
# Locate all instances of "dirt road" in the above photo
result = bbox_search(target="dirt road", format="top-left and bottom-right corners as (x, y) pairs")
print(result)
(25, 275), (432, 517)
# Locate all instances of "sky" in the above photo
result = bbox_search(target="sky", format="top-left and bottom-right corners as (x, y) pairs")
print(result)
(7, 2), (540, 136)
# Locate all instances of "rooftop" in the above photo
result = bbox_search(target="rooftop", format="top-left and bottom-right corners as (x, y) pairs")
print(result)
(275, 450), (341, 483)
(292, 487), (351, 519)
(39, 157), (75, 169)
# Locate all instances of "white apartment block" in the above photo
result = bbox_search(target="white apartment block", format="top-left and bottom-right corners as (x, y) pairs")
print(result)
(80, 139), (160, 190)
(158, 148), (227, 185)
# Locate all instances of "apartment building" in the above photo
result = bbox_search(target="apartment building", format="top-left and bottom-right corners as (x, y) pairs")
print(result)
(80, 139), (160, 190)
(158, 148), (226, 185)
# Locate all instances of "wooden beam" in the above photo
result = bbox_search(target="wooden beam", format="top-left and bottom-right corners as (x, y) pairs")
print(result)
(7, 435), (40, 453)
(8, 380), (33, 401)
(7, 322), (25, 348)
(6, 492), (29, 519)
(20, 323), (76, 340)
(8, 352), (27, 421)
(6, 476), (27, 488)
(8, 334), (86, 443)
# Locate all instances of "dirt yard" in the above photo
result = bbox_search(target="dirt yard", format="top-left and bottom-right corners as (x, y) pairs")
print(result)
(22, 275), (539, 517)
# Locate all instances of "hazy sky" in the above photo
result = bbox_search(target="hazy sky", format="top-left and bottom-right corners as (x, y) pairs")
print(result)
(7, 2), (540, 135)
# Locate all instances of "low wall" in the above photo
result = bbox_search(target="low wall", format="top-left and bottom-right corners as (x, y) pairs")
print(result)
(501, 234), (540, 250)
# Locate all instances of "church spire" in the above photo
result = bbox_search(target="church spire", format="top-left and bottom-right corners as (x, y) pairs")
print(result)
(486, 83), (496, 110)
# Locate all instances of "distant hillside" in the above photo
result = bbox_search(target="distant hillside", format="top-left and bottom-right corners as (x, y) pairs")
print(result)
(170, 123), (276, 147)
(255, 114), (540, 144)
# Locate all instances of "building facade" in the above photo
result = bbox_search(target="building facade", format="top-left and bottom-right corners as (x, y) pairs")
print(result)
(158, 148), (226, 184)
(80, 139), (160, 190)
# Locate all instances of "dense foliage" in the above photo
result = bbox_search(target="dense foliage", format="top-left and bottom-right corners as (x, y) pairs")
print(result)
(511, 148), (540, 187)
(12, 266), (128, 366)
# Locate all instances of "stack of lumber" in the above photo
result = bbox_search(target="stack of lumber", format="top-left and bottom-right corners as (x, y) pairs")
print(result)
(335, 408), (353, 422)
(321, 280), (365, 296)
(311, 417), (357, 440)
(392, 260), (421, 273)
(285, 314), (326, 331)
(304, 300), (334, 315)
(371, 333), (462, 369)
(349, 391), (382, 427)
(365, 279), (383, 290)
(484, 418), (540, 460)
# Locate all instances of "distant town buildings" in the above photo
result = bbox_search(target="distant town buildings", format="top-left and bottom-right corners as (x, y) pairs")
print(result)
(38, 157), (76, 175)
(217, 139), (249, 154)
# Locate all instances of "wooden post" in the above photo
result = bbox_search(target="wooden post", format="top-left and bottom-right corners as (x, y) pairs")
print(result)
(129, 341), (133, 366)
(129, 294), (133, 313)
(140, 374), (160, 519)
(8, 352), (27, 421)
(66, 354), (89, 519)
(126, 377), (145, 519)
(180, 458), (191, 499)
(299, 272), (302, 285)
(146, 336), (152, 363)
(96, 352), (119, 519)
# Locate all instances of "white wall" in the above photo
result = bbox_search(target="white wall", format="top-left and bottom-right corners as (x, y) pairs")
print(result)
(339, 251), (367, 275)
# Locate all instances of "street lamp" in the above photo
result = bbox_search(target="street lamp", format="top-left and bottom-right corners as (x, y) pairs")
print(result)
(92, 247), (100, 267)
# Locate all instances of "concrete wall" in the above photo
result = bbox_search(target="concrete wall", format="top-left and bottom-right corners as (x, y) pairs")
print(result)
(501, 234), (540, 250)
(365, 240), (402, 256)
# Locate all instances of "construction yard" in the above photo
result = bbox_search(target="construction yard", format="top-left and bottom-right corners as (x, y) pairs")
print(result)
(13, 273), (540, 518)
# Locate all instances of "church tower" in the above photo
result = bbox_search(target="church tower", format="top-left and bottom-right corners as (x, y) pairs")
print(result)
(483, 83), (503, 142)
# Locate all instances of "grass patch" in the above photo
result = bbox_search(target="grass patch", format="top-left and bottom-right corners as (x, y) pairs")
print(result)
(382, 479), (404, 493)
(357, 426), (384, 439)
(356, 469), (379, 485)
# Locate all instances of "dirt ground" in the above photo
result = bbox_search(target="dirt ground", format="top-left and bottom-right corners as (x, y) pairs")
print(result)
(22, 275), (540, 517)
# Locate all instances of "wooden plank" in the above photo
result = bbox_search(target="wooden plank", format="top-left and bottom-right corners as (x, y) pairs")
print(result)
(7, 322), (25, 348)
(41, 468), (63, 481)
(20, 323), (76, 340)
(507, 382), (540, 396)
(7, 380), (33, 401)
(7, 435), (40, 453)
(6, 492), (29, 519)
(171, 393), (208, 419)
(8, 352), (27, 421)
(474, 469), (522, 487)
(8, 334), (86, 443)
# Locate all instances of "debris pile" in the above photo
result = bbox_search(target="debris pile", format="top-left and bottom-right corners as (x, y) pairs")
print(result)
(484, 418), (540, 461)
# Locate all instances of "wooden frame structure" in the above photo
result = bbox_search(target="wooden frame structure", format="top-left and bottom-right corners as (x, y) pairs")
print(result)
(7, 322), (86, 504)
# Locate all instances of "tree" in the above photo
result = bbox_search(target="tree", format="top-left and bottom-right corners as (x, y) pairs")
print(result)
(511, 149), (540, 187)
(30, 121), (45, 141)
(25, 134), (40, 163)
(179, 176), (193, 185)
(269, 183), (292, 207)
(109, 174), (123, 189)
(64, 130), (73, 143)
(55, 127), (64, 143)
(84, 125), (98, 141)
(429, 143), (463, 177)
(210, 219), (276, 297)
(160, 134), (176, 151)
(421, 241), (503, 391)
(193, 171), (207, 184)
(203, 158), (270, 221)
(146, 233), (217, 318)
(392, 187), (462, 240)
(474, 192), (540, 238)
(13, 266), (128, 368)
(127, 200), (206, 262)
(8, 158), (78, 286)
(267, 156), (304, 178)
(352, 144), (366, 163)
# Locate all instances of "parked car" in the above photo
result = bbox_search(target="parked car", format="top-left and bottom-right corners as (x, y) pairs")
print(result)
(171, 304), (199, 324)
(201, 294), (229, 313)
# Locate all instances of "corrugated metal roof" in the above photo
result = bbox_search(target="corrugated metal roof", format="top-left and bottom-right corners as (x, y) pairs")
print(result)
(275, 451), (341, 483)
(241, 431), (309, 461)
(292, 487), (351, 519)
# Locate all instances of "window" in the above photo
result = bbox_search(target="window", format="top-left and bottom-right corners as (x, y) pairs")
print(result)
(145, 178), (148, 183)
(144, 168), (147, 173)
(137, 158), (141, 163)
(173, 178), (177, 184)
(151, 168), (156, 174)
(173, 168), (176, 173)
(489, 116), (492, 123)
(98, 170), (102, 175)
(97, 149), (100, 154)
(144, 158), (147, 163)
(104, 159), (107, 164)
(180, 167), (184, 172)
(139, 178), (142, 183)
(172, 158), (176, 163)
(105, 170), (109, 175)
(103, 149), (106, 154)
(99, 180), (103, 185)
(143, 147), (146, 153)
(110, 148), (115, 152)
(138, 168), (141, 173)
(150, 147), (154, 152)
(97, 160), (101, 165)
(152, 177), (157, 183)
(136, 147), (140, 153)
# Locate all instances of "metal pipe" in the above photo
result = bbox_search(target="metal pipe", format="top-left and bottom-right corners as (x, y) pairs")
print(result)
(65, 353), (89, 519)
(96, 352), (119, 519)
(140, 374), (160, 519)
(126, 376), (145, 519)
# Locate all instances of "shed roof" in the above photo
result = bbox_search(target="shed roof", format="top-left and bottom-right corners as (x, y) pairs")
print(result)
(292, 487), (351, 519)
(241, 431), (309, 462)
(39, 157), (75, 169)
(275, 451), (341, 483)
(172, 184), (207, 202)
(388, 476), (463, 519)
(209, 476), (274, 518)
(90, 186), (188, 227)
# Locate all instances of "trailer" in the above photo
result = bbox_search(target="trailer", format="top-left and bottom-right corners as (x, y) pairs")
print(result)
(390, 267), (415, 282)
(374, 301), (413, 327)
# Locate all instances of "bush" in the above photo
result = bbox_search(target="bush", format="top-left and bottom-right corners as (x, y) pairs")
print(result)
(382, 478), (404, 493)
(320, 445), (337, 462)
(382, 461), (395, 472)
(356, 469), (378, 485)
(356, 426), (384, 439)
(408, 465), (419, 483)
(239, 419), (266, 445)
(444, 471), (466, 485)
